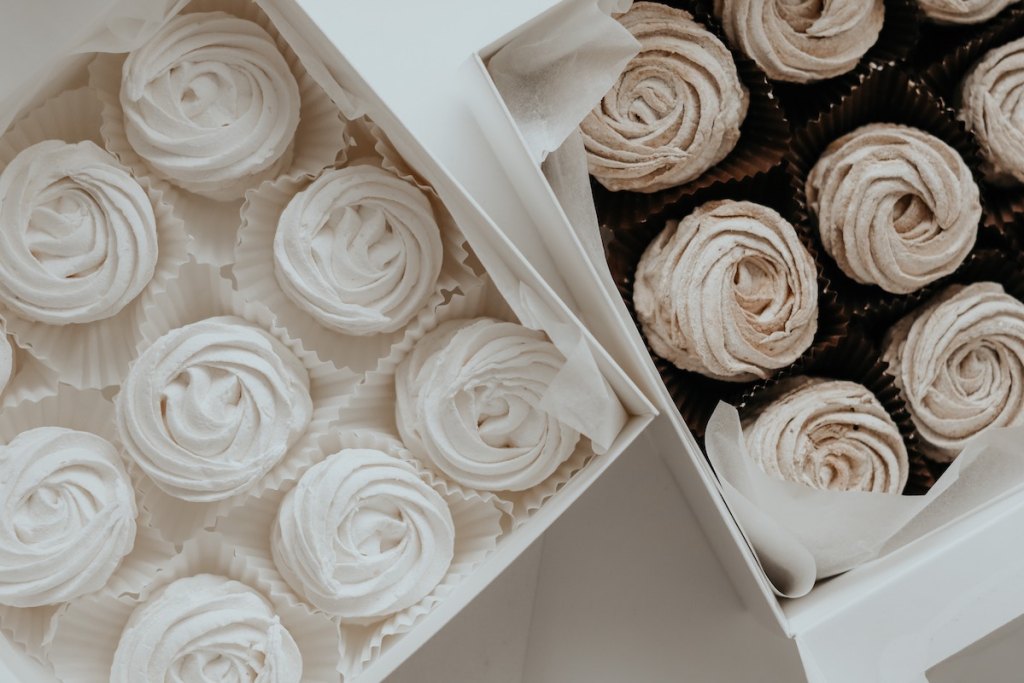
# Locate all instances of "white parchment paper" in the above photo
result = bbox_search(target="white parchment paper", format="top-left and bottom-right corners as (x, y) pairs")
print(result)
(0, 0), (187, 133)
(487, 0), (637, 163)
(706, 403), (1024, 597)
(517, 282), (628, 454)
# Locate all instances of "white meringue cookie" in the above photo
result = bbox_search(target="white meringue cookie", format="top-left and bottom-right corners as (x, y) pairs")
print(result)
(116, 316), (312, 502)
(0, 140), (158, 325)
(580, 2), (749, 193)
(272, 448), (455, 622)
(110, 574), (301, 683)
(395, 317), (581, 492)
(743, 378), (909, 493)
(274, 166), (444, 336)
(883, 282), (1024, 462)
(634, 200), (818, 382)
(807, 123), (980, 294)
(0, 427), (137, 607)
(960, 36), (1024, 185)
(918, 0), (1019, 24)
(120, 12), (301, 200)
(714, 0), (884, 83)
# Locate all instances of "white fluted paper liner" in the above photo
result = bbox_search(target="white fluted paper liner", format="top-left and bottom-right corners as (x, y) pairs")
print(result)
(338, 276), (596, 524)
(0, 87), (189, 389)
(216, 427), (504, 679)
(48, 531), (342, 683)
(1, 337), (59, 410)
(0, 386), (177, 663)
(125, 259), (359, 543)
(90, 0), (349, 266)
(234, 157), (476, 372)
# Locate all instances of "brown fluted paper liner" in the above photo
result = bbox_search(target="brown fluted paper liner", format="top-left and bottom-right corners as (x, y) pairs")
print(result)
(47, 531), (341, 683)
(89, 0), (349, 266)
(914, 7), (1024, 244)
(590, 0), (791, 231)
(123, 259), (358, 543)
(701, 251), (1024, 593)
(605, 168), (849, 441)
(915, 4), (1024, 101)
(0, 386), (176, 664)
(768, 0), (923, 124)
(234, 154), (477, 373)
(706, 303), (1024, 590)
(0, 87), (189, 390)
(215, 427), (504, 679)
(786, 64), (993, 325)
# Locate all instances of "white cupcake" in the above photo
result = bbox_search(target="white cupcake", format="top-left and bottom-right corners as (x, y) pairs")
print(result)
(0, 88), (188, 389)
(119, 12), (300, 201)
(396, 316), (581, 493)
(273, 448), (455, 622)
(117, 316), (313, 503)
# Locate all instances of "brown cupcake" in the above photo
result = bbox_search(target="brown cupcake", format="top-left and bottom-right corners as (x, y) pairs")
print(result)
(883, 281), (1024, 462)
(633, 199), (818, 382)
(806, 123), (981, 295)
(742, 376), (909, 493)
(581, 2), (748, 194)
(713, 0), (885, 84)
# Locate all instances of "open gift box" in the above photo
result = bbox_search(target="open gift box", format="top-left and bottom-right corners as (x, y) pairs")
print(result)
(0, 0), (656, 681)
(310, 0), (1024, 681)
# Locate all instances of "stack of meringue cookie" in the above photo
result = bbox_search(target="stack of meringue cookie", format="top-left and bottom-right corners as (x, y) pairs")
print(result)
(600, 0), (1024, 499)
(0, 2), (601, 681)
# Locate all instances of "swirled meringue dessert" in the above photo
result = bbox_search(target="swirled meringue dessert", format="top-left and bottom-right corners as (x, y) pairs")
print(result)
(0, 427), (136, 607)
(743, 377), (909, 493)
(806, 123), (980, 294)
(883, 282), (1024, 462)
(714, 0), (884, 83)
(395, 317), (581, 492)
(918, 0), (1020, 24)
(274, 166), (444, 336)
(634, 200), (818, 382)
(580, 2), (748, 193)
(0, 140), (158, 325)
(120, 12), (301, 200)
(110, 574), (301, 683)
(116, 316), (312, 502)
(273, 448), (454, 622)
(960, 36), (1024, 185)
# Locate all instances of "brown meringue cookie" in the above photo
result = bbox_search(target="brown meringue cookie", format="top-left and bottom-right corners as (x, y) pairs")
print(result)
(580, 2), (749, 193)
(918, 0), (1020, 24)
(714, 0), (884, 84)
(883, 282), (1024, 462)
(960, 36), (1024, 186)
(806, 123), (981, 295)
(743, 377), (909, 493)
(634, 199), (818, 382)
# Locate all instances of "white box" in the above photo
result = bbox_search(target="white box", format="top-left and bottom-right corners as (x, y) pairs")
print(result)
(307, 0), (1024, 680)
(0, 1), (656, 681)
